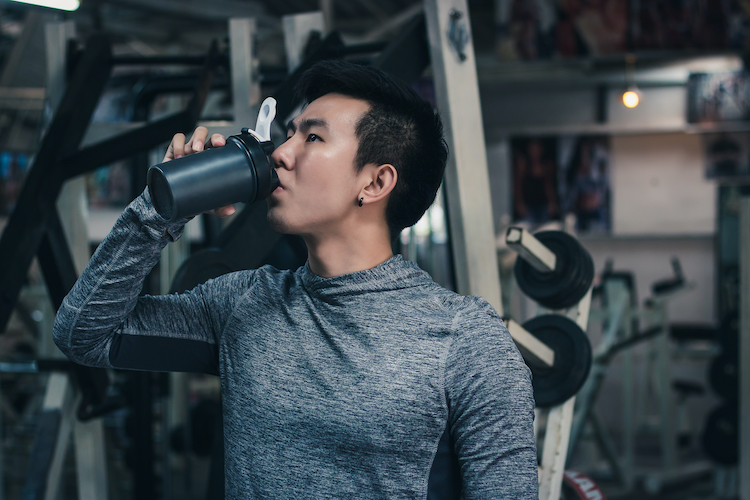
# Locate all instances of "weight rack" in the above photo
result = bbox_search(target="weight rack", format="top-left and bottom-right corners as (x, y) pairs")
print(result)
(505, 226), (595, 500)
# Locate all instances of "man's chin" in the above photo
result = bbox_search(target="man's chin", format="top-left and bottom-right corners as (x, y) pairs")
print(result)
(266, 208), (292, 234)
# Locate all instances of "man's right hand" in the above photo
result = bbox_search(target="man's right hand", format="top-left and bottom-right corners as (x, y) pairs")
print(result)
(163, 127), (236, 218)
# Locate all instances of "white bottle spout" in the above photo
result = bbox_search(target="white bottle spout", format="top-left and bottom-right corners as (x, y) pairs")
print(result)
(251, 97), (277, 142)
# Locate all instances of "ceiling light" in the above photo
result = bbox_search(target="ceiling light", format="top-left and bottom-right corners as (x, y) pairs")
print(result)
(622, 88), (640, 108)
(622, 53), (640, 109)
(10, 0), (80, 11)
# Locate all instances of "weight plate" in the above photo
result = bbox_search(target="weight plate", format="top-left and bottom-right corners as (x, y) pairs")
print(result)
(522, 314), (592, 408)
(514, 231), (594, 310)
(702, 402), (738, 465)
(708, 351), (738, 401)
(547, 240), (594, 310)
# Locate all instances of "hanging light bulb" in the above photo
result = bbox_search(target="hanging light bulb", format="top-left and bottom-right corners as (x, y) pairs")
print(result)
(622, 53), (640, 109)
(623, 88), (640, 108)
(11, 0), (80, 11)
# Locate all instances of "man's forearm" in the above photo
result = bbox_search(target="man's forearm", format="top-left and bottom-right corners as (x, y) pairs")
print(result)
(52, 189), (186, 367)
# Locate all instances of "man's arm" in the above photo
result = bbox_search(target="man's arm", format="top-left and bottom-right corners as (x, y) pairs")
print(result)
(446, 303), (538, 499)
(52, 188), (244, 375)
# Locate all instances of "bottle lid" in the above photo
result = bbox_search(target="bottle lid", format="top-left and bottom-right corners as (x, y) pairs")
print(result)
(245, 97), (276, 143)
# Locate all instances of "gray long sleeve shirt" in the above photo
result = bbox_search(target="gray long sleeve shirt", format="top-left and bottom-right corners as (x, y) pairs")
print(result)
(53, 190), (538, 499)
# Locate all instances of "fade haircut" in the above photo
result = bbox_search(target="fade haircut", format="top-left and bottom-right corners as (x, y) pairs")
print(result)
(295, 60), (449, 241)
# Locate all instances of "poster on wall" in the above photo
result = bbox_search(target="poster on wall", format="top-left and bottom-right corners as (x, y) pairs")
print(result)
(687, 72), (750, 124)
(704, 132), (750, 179)
(495, 0), (750, 61)
(86, 160), (132, 208)
(511, 135), (611, 233)
(511, 137), (560, 225)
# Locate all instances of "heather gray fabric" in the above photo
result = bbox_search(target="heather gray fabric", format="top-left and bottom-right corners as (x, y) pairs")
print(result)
(54, 189), (538, 499)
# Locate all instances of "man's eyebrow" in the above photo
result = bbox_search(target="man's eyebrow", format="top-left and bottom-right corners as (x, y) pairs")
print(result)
(286, 118), (329, 134)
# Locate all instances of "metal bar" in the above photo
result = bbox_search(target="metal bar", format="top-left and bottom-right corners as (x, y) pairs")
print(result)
(61, 109), (194, 180)
(372, 13), (430, 85)
(21, 409), (62, 500)
(0, 34), (113, 332)
(425, 0), (503, 315)
(229, 18), (260, 127)
(20, 372), (77, 500)
(133, 372), (158, 499)
(61, 41), (220, 180)
(656, 300), (676, 471)
(38, 206), (111, 420)
(319, 0), (333, 31)
(112, 54), (228, 66)
(0, 87), (46, 99)
(73, 417), (109, 500)
(539, 397), (576, 500)
(362, 3), (425, 42)
(506, 226), (557, 273)
(506, 319), (555, 368)
(739, 194), (750, 500)
(182, 39), (221, 126)
(37, 208), (79, 311)
(589, 411), (625, 483)
(274, 31), (345, 121)
(539, 244), (592, 499)
(282, 12), (326, 72)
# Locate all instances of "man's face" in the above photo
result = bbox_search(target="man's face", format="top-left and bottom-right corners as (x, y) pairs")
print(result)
(267, 93), (371, 238)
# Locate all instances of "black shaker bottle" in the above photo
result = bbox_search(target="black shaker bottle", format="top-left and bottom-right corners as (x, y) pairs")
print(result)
(147, 97), (279, 222)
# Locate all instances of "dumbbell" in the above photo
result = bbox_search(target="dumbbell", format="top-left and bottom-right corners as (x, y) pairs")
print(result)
(506, 227), (594, 310)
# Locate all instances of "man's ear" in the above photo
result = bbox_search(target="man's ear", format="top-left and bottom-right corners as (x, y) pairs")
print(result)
(360, 164), (397, 205)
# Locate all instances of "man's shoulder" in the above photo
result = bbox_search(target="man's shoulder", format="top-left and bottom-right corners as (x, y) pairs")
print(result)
(249, 264), (299, 287)
(427, 289), (501, 323)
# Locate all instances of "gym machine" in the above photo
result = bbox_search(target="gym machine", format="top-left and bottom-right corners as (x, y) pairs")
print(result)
(0, 20), (222, 498)
(568, 260), (714, 495)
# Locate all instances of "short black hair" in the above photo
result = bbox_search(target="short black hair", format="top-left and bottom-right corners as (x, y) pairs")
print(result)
(295, 60), (449, 241)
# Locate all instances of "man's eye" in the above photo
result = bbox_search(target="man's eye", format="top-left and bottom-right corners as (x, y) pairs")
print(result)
(307, 133), (320, 142)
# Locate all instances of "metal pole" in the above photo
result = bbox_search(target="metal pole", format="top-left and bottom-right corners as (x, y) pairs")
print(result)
(282, 12), (326, 73)
(229, 18), (261, 127)
(45, 21), (109, 500)
(739, 195), (750, 499)
(423, 0), (503, 315)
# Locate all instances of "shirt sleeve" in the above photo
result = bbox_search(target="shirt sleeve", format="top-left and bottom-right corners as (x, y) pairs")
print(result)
(52, 188), (248, 375)
(445, 301), (538, 499)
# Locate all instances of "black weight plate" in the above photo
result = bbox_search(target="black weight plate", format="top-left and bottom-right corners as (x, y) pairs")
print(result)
(522, 314), (593, 408)
(514, 231), (576, 305)
(702, 402), (738, 465)
(546, 239), (594, 310)
(514, 231), (594, 309)
(708, 351), (738, 401)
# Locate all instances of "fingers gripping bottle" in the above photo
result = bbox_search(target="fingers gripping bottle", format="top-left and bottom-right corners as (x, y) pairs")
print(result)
(147, 97), (279, 222)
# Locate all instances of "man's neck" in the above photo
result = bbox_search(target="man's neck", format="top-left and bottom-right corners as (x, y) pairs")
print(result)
(304, 222), (394, 278)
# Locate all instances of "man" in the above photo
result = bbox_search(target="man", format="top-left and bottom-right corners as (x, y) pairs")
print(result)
(54, 60), (537, 499)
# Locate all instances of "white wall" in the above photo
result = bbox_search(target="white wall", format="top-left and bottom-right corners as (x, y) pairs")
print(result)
(611, 133), (716, 236)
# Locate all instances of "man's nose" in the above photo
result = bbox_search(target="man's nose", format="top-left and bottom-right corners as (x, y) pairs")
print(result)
(271, 141), (292, 170)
